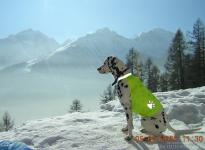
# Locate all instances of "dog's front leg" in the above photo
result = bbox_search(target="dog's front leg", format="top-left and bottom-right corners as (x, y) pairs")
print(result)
(117, 80), (133, 140)
(124, 102), (134, 140)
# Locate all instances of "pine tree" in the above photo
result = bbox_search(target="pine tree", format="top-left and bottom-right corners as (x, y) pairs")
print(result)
(184, 54), (195, 88)
(126, 48), (141, 76)
(138, 61), (145, 82)
(165, 29), (186, 90)
(100, 84), (115, 104)
(159, 72), (168, 92)
(1, 111), (14, 131)
(144, 58), (153, 87)
(70, 99), (82, 112)
(148, 65), (160, 92)
(189, 18), (205, 87)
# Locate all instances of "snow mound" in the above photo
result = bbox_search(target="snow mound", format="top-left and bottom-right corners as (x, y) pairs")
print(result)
(101, 86), (205, 124)
(0, 111), (204, 150)
(155, 86), (205, 124)
(100, 100), (123, 112)
(0, 87), (205, 149)
(0, 112), (132, 150)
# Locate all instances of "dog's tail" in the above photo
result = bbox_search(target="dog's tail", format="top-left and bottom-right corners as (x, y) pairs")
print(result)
(166, 122), (201, 135)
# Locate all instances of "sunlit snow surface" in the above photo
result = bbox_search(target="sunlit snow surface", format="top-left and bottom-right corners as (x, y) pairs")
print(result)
(0, 87), (205, 150)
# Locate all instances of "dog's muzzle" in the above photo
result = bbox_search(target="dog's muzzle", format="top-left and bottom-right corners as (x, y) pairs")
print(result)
(97, 67), (101, 71)
(97, 67), (106, 74)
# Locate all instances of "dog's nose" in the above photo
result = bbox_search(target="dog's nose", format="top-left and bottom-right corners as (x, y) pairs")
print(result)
(97, 67), (101, 71)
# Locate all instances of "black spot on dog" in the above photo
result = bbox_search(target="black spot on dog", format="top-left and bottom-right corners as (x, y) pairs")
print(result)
(124, 85), (128, 88)
(151, 117), (157, 120)
(142, 118), (146, 121)
(107, 57), (111, 66)
(126, 113), (129, 120)
(163, 117), (167, 124)
(159, 120), (161, 122)
(110, 57), (116, 68)
(117, 84), (121, 92)
(155, 124), (159, 129)
(121, 103), (124, 106)
(125, 107), (127, 110)
(121, 83), (124, 86)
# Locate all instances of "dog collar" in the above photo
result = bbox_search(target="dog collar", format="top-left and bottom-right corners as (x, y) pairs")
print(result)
(117, 73), (132, 82)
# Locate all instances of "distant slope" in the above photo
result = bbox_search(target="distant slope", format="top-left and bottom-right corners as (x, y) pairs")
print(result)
(135, 28), (174, 57)
(0, 29), (59, 69)
(135, 28), (174, 67)
(32, 28), (136, 72)
(31, 28), (174, 72)
(0, 28), (174, 72)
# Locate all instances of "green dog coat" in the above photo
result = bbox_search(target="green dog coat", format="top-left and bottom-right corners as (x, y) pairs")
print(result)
(118, 73), (163, 117)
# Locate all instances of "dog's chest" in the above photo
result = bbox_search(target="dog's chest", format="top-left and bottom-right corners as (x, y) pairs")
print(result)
(116, 80), (131, 103)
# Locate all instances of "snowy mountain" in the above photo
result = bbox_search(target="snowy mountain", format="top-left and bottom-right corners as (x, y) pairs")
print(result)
(24, 28), (173, 72)
(135, 28), (174, 57)
(0, 86), (204, 150)
(0, 28), (173, 73)
(0, 29), (59, 69)
(135, 28), (174, 66)
(31, 28), (137, 72)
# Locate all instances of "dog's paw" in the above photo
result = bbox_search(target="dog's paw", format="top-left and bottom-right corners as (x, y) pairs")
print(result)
(140, 128), (147, 133)
(125, 135), (133, 141)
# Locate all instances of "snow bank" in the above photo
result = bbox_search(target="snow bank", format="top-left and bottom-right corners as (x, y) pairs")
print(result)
(0, 112), (132, 150)
(155, 86), (205, 124)
(0, 87), (205, 150)
(101, 86), (205, 124)
(100, 100), (123, 112)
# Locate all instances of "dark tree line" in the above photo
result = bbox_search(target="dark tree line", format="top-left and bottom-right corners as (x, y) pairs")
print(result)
(165, 29), (186, 90)
(165, 18), (205, 90)
(125, 18), (205, 92)
(126, 48), (162, 92)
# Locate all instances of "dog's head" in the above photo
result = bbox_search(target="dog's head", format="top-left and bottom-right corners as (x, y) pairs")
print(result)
(97, 56), (126, 75)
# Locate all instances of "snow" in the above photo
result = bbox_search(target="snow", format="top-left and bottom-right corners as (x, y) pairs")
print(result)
(155, 86), (205, 124)
(46, 42), (76, 59)
(24, 58), (41, 72)
(0, 87), (205, 150)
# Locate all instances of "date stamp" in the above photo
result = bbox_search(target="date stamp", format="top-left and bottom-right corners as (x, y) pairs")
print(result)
(133, 135), (204, 143)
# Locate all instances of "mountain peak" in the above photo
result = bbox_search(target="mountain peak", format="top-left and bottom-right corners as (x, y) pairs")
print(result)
(138, 28), (174, 38)
(0, 29), (59, 68)
(14, 29), (48, 40)
(94, 28), (118, 36)
(150, 28), (174, 34)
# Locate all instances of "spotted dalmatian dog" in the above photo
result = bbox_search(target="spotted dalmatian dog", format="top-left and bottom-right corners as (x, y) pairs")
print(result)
(97, 56), (200, 141)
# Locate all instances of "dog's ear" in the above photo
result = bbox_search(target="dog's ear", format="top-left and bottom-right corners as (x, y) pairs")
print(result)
(107, 56), (114, 60)
(107, 55), (116, 59)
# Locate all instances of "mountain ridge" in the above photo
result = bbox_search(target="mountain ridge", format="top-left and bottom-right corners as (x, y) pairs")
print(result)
(0, 27), (174, 72)
(0, 29), (59, 69)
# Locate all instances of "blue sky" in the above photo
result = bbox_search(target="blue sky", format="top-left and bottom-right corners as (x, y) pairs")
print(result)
(0, 0), (205, 43)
